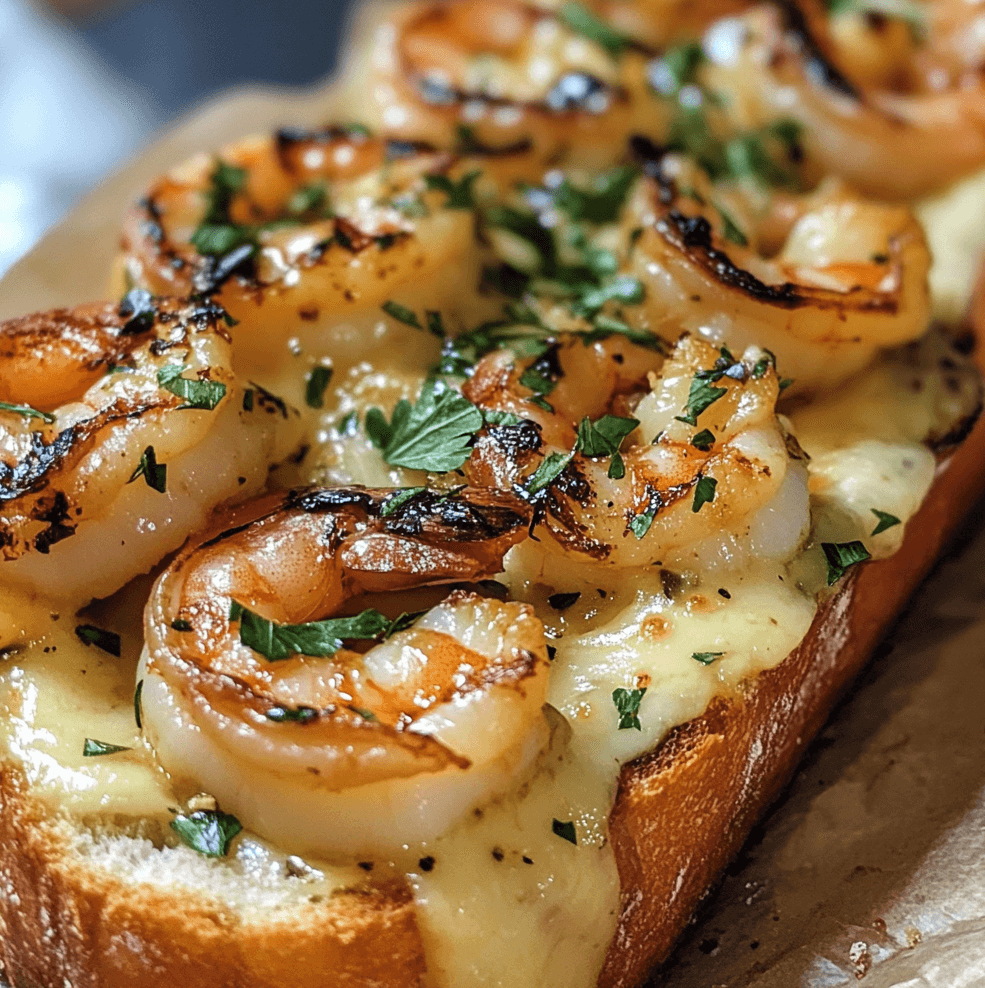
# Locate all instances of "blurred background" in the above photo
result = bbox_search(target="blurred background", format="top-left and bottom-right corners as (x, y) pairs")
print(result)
(0, 0), (355, 276)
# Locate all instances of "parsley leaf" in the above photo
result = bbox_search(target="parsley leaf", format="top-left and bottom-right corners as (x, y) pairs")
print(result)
(0, 401), (56, 424)
(870, 509), (901, 536)
(170, 809), (242, 858)
(83, 738), (131, 757)
(629, 508), (655, 539)
(558, 1), (631, 58)
(128, 445), (167, 494)
(692, 475), (717, 513)
(552, 818), (578, 844)
(525, 451), (574, 494)
(716, 203), (748, 246)
(305, 366), (333, 409)
(366, 381), (483, 472)
(230, 602), (392, 661)
(75, 624), (121, 657)
(381, 300), (422, 329)
(692, 651), (724, 665)
(118, 287), (157, 335)
(574, 275), (645, 317)
(265, 705), (319, 724)
(158, 365), (227, 411)
(576, 414), (638, 479)
(379, 487), (428, 516)
(425, 170), (481, 210)
(821, 540), (871, 586)
(690, 429), (715, 451)
(552, 166), (638, 224)
(675, 374), (728, 426)
(286, 183), (329, 219)
(648, 41), (705, 95)
(612, 687), (646, 731)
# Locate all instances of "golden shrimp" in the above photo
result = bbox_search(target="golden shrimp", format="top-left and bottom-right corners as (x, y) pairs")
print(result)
(139, 485), (551, 859)
(117, 127), (494, 388)
(622, 144), (931, 391)
(701, 0), (985, 200)
(598, 0), (750, 48)
(354, 0), (667, 176)
(463, 331), (807, 568)
(0, 294), (301, 604)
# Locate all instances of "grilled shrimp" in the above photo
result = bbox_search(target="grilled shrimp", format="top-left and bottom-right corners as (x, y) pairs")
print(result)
(624, 146), (931, 391)
(463, 331), (805, 567)
(140, 485), (551, 858)
(600, 0), (750, 48)
(702, 0), (985, 200)
(118, 127), (491, 386)
(356, 0), (666, 175)
(0, 295), (301, 604)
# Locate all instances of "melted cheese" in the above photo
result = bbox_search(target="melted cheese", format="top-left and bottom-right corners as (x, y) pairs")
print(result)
(0, 324), (975, 988)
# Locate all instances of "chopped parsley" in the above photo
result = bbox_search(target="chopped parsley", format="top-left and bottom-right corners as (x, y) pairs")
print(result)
(365, 381), (483, 472)
(425, 170), (481, 210)
(716, 203), (748, 246)
(265, 705), (319, 724)
(190, 160), (256, 258)
(552, 166), (638, 224)
(82, 738), (131, 757)
(612, 687), (646, 731)
(128, 445), (167, 494)
(286, 183), (329, 219)
(524, 451), (574, 495)
(675, 375), (728, 426)
(575, 414), (638, 479)
(75, 624), (121, 657)
(158, 364), (227, 411)
(304, 366), (333, 409)
(171, 809), (242, 858)
(558, 1), (631, 58)
(827, 0), (924, 27)
(870, 509), (901, 536)
(552, 817), (578, 845)
(171, 619), (193, 631)
(629, 505), (656, 539)
(690, 429), (715, 451)
(0, 401), (55, 424)
(648, 41), (704, 95)
(692, 651), (724, 665)
(574, 275), (645, 318)
(229, 602), (392, 661)
(381, 300), (422, 329)
(692, 474), (717, 513)
(822, 540), (871, 585)
(379, 487), (428, 516)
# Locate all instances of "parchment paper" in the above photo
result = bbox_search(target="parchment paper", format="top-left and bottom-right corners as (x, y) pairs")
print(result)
(3, 52), (985, 988)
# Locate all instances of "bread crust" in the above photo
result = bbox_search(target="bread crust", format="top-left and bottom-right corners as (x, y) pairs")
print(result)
(2, 337), (984, 988)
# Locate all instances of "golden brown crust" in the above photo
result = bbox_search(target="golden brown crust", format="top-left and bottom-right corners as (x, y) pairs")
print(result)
(2, 340), (984, 988)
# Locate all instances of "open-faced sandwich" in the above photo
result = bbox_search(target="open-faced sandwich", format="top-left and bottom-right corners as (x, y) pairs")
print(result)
(2, 1), (985, 986)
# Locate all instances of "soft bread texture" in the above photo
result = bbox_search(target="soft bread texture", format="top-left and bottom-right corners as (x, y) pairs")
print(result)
(1, 319), (983, 988)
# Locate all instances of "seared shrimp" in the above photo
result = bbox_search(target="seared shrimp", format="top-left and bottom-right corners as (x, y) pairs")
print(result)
(356, 0), (666, 175)
(118, 127), (491, 385)
(464, 332), (803, 567)
(702, 0), (985, 200)
(600, 0), (750, 48)
(624, 147), (931, 391)
(140, 485), (551, 858)
(0, 295), (301, 603)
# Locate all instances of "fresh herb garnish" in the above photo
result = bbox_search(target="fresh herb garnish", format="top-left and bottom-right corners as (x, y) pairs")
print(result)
(575, 414), (639, 479)
(612, 687), (646, 731)
(558, 1), (631, 58)
(381, 300), (422, 329)
(524, 451), (574, 495)
(190, 161), (256, 258)
(365, 381), (483, 472)
(552, 817), (578, 844)
(170, 809), (242, 858)
(286, 183), (329, 219)
(692, 651), (724, 665)
(0, 401), (55, 424)
(265, 705), (319, 724)
(128, 445), (167, 494)
(629, 507), (655, 539)
(692, 475), (717, 513)
(717, 203), (748, 246)
(552, 166), (638, 224)
(305, 366), (333, 409)
(82, 738), (131, 757)
(75, 624), (121, 657)
(822, 540), (871, 585)
(171, 619), (193, 632)
(574, 275), (645, 318)
(870, 509), (901, 536)
(690, 429), (715, 451)
(425, 170), (481, 210)
(230, 602), (392, 661)
(158, 365), (227, 410)
(675, 375), (728, 426)
(379, 487), (428, 516)
(648, 41), (705, 95)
